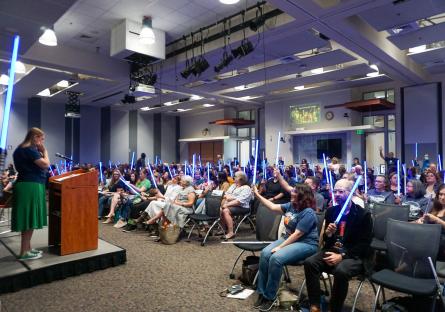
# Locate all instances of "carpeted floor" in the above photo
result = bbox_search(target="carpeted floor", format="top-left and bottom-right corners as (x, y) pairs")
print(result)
(0, 223), (391, 312)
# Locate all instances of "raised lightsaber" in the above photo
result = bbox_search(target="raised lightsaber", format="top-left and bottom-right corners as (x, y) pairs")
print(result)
(323, 153), (335, 205)
(415, 142), (418, 159)
(192, 154), (195, 175)
(438, 154), (443, 172)
(364, 161), (368, 194)
(229, 162), (233, 177)
(167, 164), (173, 178)
(184, 160), (187, 175)
(397, 159), (401, 196)
(0, 36), (20, 195)
(275, 131), (281, 166)
(402, 163), (407, 195)
(49, 166), (55, 176)
(207, 162), (210, 182)
(119, 176), (140, 195)
(252, 140), (259, 185)
(130, 151), (135, 170)
(335, 175), (362, 225)
(146, 160), (158, 189)
(99, 161), (104, 184)
(329, 170), (336, 205)
(109, 160), (112, 168)
(55, 164), (61, 175)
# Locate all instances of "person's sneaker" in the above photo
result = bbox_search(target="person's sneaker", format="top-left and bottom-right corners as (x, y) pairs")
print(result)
(18, 251), (42, 261)
(102, 217), (113, 224)
(113, 219), (127, 228)
(253, 294), (265, 309)
(122, 223), (137, 232)
(30, 249), (43, 255)
(259, 298), (277, 312)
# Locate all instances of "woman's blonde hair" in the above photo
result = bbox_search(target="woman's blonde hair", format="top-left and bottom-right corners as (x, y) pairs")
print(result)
(20, 127), (45, 147)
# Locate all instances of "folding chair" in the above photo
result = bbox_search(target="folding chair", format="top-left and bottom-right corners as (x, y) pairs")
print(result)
(0, 193), (12, 235)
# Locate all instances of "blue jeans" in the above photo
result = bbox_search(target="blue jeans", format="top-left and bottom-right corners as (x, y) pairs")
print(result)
(257, 238), (318, 300)
(98, 196), (112, 217)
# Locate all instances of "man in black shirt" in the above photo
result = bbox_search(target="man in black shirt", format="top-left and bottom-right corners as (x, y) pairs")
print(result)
(135, 153), (146, 174)
(379, 146), (398, 176)
(304, 179), (373, 312)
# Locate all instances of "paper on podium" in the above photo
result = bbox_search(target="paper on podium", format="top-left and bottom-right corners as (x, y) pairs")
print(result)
(54, 173), (82, 182)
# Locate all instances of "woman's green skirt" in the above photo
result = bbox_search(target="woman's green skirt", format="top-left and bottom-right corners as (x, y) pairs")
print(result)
(12, 182), (47, 232)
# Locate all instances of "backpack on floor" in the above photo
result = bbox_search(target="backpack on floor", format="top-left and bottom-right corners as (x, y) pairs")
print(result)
(239, 255), (259, 286)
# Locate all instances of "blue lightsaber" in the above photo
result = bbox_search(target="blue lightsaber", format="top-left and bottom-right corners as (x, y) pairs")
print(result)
(167, 164), (173, 178)
(69, 154), (73, 171)
(146, 160), (158, 189)
(364, 161), (368, 194)
(99, 161), (104, 184)
(252, 140), (259, 185)
(130, 152), (135, 170)
(184, 160), (187, 175)
(415, 142), (418, 159)
(109, 160), (112, 168)
(207, 162), (210, 182)
(198, 154), (201, 168)
(229, 163), (233, 177)
(49, 166), (55, 176)
(397, 159), (401, 196)
(192, 154), (195, 176)
(0, 35), (19, 150)
(323, 153), (334, 202)
(119, 176), (140, 195)
(275, 131), (281, 166)
(64, 159), (67, 173)
(328, 170), (336, 205)
(438, 154), (442, 172)
(411, 159), (415, 167)
(155, 155), (158, 166)
(55, 164), (61, 175)
(402, 163), (407, 194)
(335, 175), (362, 225)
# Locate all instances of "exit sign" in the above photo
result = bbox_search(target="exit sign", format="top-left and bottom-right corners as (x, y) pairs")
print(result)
(356, 129), (364, 135)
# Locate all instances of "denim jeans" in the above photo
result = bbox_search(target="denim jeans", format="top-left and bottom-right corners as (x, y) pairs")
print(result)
(98, 196), (112, 217)
(257, 238), (318, 300)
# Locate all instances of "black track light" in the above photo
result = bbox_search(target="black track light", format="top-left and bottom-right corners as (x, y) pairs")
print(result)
(231, 39), (254, 58)
(191, 56), (209, 77)
(214, 51), (234, 73)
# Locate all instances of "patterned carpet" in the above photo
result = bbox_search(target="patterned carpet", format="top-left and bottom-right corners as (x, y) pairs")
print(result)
(0, 223), (390, 312)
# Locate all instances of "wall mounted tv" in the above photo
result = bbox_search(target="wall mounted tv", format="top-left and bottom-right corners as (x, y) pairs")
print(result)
(317, 139), (342, 159)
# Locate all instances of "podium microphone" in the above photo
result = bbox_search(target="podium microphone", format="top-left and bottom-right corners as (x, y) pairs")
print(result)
(55, 153), (73, 161)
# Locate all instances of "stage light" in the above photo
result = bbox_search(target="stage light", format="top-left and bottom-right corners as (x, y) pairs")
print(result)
(57, 80), (70, 88)
(203, 104), (214, 107)
(191, 56), (209, 77)
(294, 85), (305, 91)
(231, 39), (254, 58)
(214, 51), (234, 73)
(140, 16), (155, 45)
(249, 5), (266, 32)
(39, 28), (57, 46)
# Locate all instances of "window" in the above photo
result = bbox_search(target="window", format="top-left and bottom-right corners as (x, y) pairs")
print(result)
(362, 89), (395, 102)
(363, 115), (385, 128)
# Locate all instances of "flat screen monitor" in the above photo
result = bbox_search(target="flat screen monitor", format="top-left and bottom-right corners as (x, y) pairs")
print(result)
(317, 139), (342, 159)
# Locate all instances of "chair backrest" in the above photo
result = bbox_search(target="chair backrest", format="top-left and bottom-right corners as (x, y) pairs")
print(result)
(316, 212), (325, 236)
(386, 219), (441, 278)
(256, 203), (282, 241)
(205, 194), (223, 218)
(372, 203), (410, 240)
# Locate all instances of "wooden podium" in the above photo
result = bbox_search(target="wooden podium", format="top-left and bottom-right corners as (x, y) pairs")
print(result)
(48, 169), (98, 256)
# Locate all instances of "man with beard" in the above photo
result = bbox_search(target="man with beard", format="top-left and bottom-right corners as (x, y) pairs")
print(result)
(304, 179), (373, 312)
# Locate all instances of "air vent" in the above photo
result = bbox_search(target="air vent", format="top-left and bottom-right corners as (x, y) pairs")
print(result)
(280, 55), (298, 64)
(76, 33), (98, 43)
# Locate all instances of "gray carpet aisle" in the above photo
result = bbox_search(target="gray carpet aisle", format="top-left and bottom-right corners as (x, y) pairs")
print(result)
(0, 223), (388, 312)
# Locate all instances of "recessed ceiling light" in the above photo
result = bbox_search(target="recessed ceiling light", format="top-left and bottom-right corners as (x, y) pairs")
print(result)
(366, 64), (379, 77)
(234, 85), (245, 91)
(39, 28), (57, 46)
(203, 104), (215, 107)
(15, 61), (26, 74)
(294, 85), (305, 91)
(37, 88), (51, 97)
(190, 94), (203, 100)
(177, 108), (192, 112)
(140, 107), (152, 111)
(311, 67), (324, 74)
(408, 45), (426, 54)
(0, 74), (9, 85)
(56, 80), (70, 88)
(220, 0), (240, 4)
(164, 101), (175, 106)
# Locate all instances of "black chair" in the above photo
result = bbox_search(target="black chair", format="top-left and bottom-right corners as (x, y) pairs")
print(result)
(186, 193), (224, 246)
(228, 203), (281, 279)
(233, 202), (256, 235)
(370, 219), (442, 312)
(370, 203), (410, 252)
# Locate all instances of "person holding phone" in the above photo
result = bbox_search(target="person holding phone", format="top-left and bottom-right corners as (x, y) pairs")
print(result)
(12, 127), (50, 260)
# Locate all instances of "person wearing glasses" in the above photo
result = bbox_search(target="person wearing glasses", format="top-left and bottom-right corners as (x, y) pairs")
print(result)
(304, 179), (373, 312)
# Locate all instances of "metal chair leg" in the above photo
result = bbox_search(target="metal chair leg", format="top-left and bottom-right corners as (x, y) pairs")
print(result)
(201, 219), (220, 246)
(372, 285), (382, 312)
(297, 278), (306, 299)
(283, 266), (292, 283)
(234, 214), (249, 234)
(229, 250), (245, 279)
(351, 280), (365, 312)
(187, 221), (197, 240)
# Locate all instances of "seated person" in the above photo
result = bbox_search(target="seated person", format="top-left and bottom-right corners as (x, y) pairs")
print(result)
(145, 175), (196, 229)
(395, 179), (429, 219)
(195, 172), (230, 214)
(415, 184), (445, 260)
(304, 179), (373, 312)
(424, 168), (440, 199)
(99, 170), (126, 219)
(113, 169), (152, 228)
(305, 176), (326, 212)
(252, 184), (318, 311)
(219, 171), (252, 240)
(365, 175), (395, 205)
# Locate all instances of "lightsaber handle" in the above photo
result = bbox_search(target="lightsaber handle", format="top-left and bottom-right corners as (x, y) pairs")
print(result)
(335, 176), (362, 225)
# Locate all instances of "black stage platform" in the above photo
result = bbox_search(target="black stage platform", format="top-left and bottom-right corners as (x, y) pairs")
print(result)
(0, 227), (126, 294)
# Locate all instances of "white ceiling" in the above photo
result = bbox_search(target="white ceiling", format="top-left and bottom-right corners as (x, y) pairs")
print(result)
(0, 0), (445, 115)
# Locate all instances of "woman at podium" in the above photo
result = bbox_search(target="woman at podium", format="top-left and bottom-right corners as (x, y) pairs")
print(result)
(12, 127), (50, 260)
